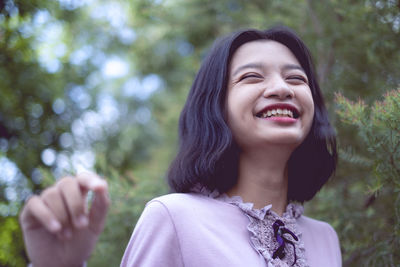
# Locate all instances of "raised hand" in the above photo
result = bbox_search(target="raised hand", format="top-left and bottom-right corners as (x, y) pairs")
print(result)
(19, 172), (110, 267)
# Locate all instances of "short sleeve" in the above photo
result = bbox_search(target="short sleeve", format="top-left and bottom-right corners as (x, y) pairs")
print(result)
(120, 200), (184, 267)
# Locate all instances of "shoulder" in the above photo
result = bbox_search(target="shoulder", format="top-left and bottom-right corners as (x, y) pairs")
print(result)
(150, 192), (210, 207)
(298, 215), (342, 266)
(131, 193), (221, 233)
(143, 193), (247, 235)
(298, 215), (337, 236)
(120, 194), (196, 266)
(124, 193), (208, 243)
(145, 192), (224, 218)
(121, 193), (245, 266)
(298, 215), (340, 246)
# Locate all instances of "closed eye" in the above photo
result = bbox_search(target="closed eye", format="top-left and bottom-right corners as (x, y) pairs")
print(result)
(287, 75), (308, 84)
(238, 73), (263, 82)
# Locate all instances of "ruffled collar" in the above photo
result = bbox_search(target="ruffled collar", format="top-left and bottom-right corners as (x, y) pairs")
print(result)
(191, 184), (304, 220)
(216, 193), (304, 221)
(191, 184), (308, 267)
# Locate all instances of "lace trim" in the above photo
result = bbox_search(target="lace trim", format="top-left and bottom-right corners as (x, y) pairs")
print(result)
(191, 185), (309, 267)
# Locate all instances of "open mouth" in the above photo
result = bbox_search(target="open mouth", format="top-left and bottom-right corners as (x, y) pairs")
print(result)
(256, 106), (299, 119)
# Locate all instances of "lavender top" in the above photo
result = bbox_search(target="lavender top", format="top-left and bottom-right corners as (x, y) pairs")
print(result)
(120, 190), (341, 267)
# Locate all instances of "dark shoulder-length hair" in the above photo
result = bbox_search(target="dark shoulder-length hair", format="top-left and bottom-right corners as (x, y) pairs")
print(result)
(167, 26), (337, 202)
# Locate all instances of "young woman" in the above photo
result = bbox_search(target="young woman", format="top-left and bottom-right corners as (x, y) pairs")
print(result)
(20, 27), (341, 267)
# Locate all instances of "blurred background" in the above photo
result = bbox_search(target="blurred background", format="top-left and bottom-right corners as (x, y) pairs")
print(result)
(0, 0), (399, 266)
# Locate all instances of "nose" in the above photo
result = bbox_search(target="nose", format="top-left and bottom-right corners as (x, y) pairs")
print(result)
(262, 76), (294, 99)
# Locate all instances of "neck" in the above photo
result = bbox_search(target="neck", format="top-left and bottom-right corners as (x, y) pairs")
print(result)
(227, 145), (292, 216)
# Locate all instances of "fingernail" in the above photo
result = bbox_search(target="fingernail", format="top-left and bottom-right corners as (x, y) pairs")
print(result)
(90, 180), (105, 188)
(76, 215), (88, 228)
(49, 220), (61, 232)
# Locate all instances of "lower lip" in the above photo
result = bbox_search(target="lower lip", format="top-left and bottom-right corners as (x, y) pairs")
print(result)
(260, 117), (297, 123)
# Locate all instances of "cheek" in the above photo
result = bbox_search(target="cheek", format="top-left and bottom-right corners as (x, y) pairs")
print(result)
(225, 90), (252, 137)
(303, 89), (314, 112)
(225, 92), (238, 132)
(306, 95), (315, 128)
(226, 100), (242, 134)
(308, 95), (315, 115)
(298, 89), (314, 128)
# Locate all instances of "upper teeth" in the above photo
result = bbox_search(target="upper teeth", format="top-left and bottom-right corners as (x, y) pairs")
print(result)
(260, 109), (294, 118)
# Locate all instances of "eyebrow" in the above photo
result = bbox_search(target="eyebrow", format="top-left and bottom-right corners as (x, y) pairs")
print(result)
(282, 64), (306, 73)
(232, 63), (263, 77)
(232, 63), (306, 77)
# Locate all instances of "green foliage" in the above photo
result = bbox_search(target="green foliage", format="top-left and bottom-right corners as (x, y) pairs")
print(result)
(0, 216), (27, 267)
(329, 89), (400, 266)
(336, 89), (400, 193)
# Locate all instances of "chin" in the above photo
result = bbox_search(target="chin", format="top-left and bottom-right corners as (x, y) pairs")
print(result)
(261, 131), (307, 146)
(268, 138), (304, 148)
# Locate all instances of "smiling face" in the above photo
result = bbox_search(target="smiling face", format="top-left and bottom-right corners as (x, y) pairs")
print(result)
(226, 40), (314, 152)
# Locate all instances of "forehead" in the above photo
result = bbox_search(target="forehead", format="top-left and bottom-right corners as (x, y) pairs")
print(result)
(230, 40), (301, 71)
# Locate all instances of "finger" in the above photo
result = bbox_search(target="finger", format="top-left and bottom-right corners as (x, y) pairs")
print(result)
(57, 177), (88, 229)
(41, 187), (70, 228)
(74, 172), (109, 233)
(88, 185), (110, 234)
(76, 172), (108, 192)
(19, 196), (62, 233)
